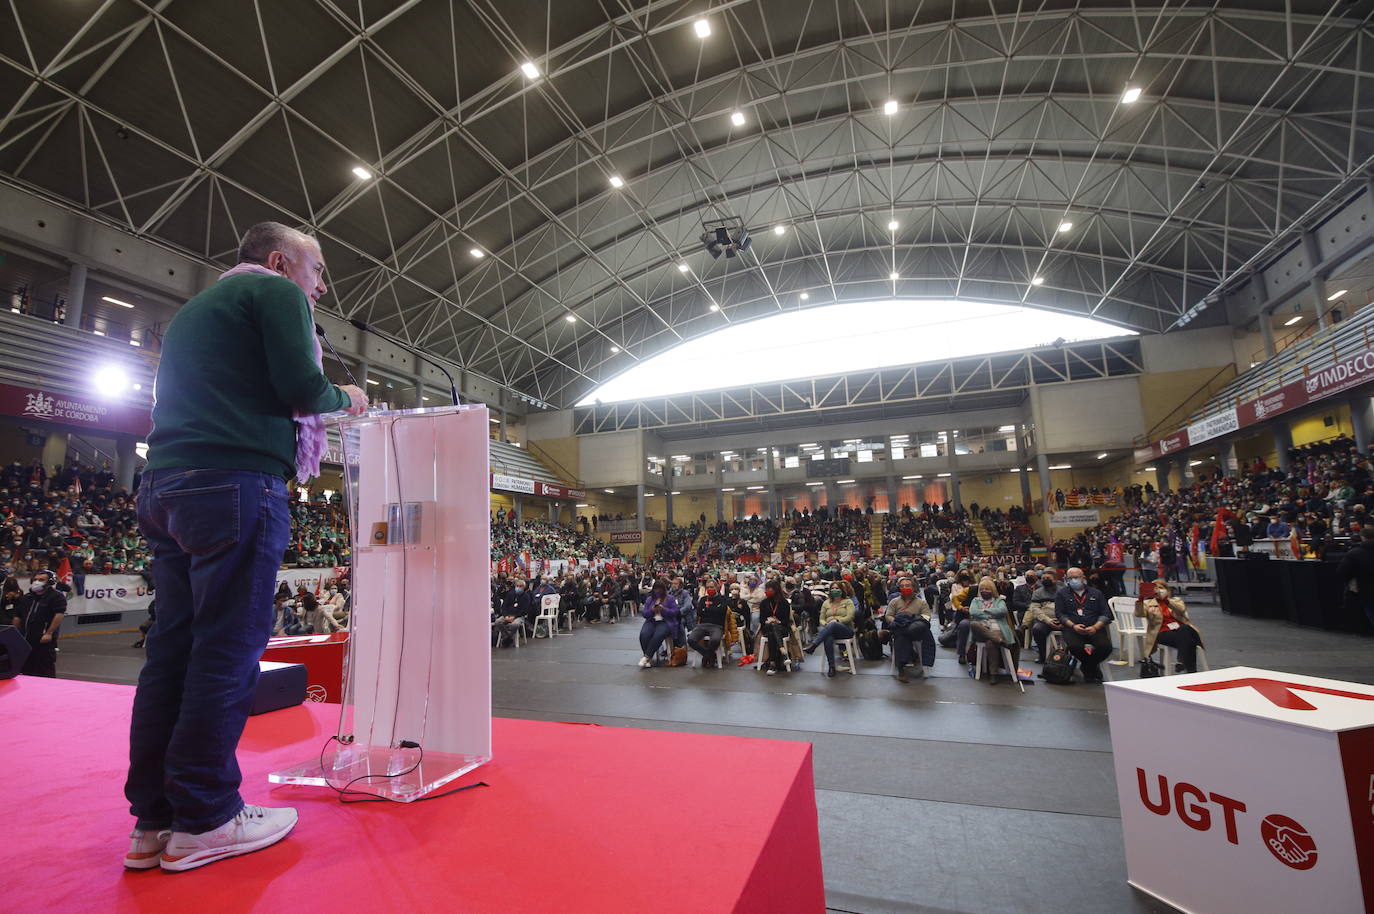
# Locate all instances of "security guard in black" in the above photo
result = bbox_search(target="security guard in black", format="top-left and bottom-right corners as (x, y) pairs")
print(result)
(11, 570), (66, 677)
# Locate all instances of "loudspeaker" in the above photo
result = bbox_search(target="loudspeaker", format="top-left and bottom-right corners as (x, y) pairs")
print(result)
(0, 625), (32, 680)
(251, 660), (307, 715)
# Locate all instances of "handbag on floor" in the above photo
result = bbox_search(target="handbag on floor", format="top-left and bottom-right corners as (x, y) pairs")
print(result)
(1138, 656), (1163, 678)
(668, 646), (689, 667)
(1039, 645), (1075, 685)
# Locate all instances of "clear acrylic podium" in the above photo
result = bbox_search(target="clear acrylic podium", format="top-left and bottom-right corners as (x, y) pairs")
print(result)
(269, 405), (492, 800)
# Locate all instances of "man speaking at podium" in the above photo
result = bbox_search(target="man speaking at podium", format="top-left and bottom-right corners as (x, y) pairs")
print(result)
(122, 222), (367, 872)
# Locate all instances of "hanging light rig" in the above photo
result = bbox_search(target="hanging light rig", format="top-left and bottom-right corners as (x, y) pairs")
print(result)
(699, 216), (752, 259)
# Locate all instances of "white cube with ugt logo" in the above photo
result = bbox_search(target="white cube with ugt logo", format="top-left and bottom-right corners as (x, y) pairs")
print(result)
(1106, 667), (1374, 913)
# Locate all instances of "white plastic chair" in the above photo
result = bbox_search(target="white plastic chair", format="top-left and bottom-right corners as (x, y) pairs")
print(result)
(1158, 644), (1210, 676)
(1109, 597), (1147, 665)
(532, 595), (560, 639)
(973, 640), (1025, 693)
(559, 598), (577, 632)
(833, 637), (859, 675)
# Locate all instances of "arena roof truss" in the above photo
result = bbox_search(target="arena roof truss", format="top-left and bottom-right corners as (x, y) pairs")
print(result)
(573, 336), (1144, 435)
(0, 1), (1371, 410)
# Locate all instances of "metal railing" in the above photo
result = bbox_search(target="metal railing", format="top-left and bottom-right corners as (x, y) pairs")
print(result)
(1176, 303), (1374, 430)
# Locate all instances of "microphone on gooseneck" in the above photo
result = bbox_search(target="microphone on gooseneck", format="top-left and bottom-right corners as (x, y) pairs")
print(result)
(348, 318), (460, 406)
(316, 324), (361, 388)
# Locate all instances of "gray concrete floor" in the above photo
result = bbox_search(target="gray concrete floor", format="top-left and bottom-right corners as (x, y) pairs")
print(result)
(52, 593), (1373, 914)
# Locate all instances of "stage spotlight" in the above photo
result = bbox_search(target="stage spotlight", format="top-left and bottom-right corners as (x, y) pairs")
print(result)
(93, 365), (130, 396)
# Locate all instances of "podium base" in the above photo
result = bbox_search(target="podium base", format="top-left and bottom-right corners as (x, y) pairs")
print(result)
(268, 744), (489, 802)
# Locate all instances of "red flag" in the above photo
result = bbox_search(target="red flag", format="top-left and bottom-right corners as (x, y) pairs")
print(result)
(1209, 507), (1234, 556)
(55, 556), (73, 586)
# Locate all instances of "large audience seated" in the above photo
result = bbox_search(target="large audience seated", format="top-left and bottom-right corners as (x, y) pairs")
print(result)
(692, 518), (780, 559)
(5, 458), (352, 576)
(784, 507), (870, 555)
(881, 504), (978, 556)
(654, 523), (699, 563)
(1076, 434), (1371, 573)
(490, 516), (623, 563)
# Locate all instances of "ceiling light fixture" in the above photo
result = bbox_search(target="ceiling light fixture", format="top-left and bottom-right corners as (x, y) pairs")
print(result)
(887, 220), (899, 231)
(1097, 452), (1108, 460)
(883, 99), (899, 116)
(773, 225), (785, 236)
(889, 271), (899, 280)
(693, 18), (711, 38)
(1057, 221), (1073, 233)
(1122, 86), (1142, 104)
(1327, 289), (1348, 301)
(902, 474), (922, 480)
(469, 248), (484, 258)
(610, 346), (620, 353)
(730, 111), (746, 127)
(608, 174), (624, 188)
(564, 314), (576, 323)
(677, 262), (690, 273)
(1284, 315), (1303, 326)
(799, 292), (809, 300)
(709, 304), (720, 312)
(102, 296), (135, 309)
(351, 165), (373, 180)
(1048, 464), (1071, 470)
(519, 61), (540, 79)
(1031, 275), (1045, 286)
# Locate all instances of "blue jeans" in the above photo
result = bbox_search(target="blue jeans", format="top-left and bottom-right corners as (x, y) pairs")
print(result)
(125, 468), (290, 834)
(639, 619), (671, 659)
(812, 620), (853, 670)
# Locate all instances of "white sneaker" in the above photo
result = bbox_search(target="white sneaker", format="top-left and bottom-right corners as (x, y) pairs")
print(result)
(124, 828), (171, 870)
(160, 805), (298, 872)
(783, 660), (792, 672)
(638, 656), (651, 668)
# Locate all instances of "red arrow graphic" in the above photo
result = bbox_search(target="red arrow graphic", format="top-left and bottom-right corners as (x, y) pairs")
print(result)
(1179, 677), (1374, 711)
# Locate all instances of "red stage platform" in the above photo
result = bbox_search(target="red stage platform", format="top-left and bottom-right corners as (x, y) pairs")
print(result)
(1, 677), (824, 913)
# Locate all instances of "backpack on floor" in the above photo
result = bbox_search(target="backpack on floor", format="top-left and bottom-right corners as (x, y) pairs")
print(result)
(858, 629), (885, 661)
(1040, 645), (1075, 685)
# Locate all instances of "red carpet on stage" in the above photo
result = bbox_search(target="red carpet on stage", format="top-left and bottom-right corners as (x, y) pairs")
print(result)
(1, 677), (824, 913)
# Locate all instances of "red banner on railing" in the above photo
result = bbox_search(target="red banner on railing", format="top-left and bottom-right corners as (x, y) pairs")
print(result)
(1139, 343), (1374, 462)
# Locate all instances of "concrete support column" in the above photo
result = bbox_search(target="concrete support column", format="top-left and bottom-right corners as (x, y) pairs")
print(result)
(114, 435), (137, 492)
(1018, 464), (1032, 507)
(636, 484), (646, 532)
(949, 472), (962, 510)
(547, 502), (556, 523)
(499, 407), (509, 442)
(1260, 313), (1276, 359)
(715, 487), (725, 523)
(824, 480), (838, 512)
(764, 449), (779, 518)
(66, 262), (88, 329)
(1035, 453), (1052, 512)
(665, 489), (674, 527)
(1156, 462), (1172, 494)
(1274, 422), (1294, 474)
(1180, 456), (1196, 487)
(41, 431), (70, 474)
(513, 494), (523, 523)
(886, 474), (898, 513)
(1350, 397), (1372, 453)
(1220, 439), (1239, 477)
(356, 359), (371, 394)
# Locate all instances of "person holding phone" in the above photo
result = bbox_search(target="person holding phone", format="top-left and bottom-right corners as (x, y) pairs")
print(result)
(638, 579), (680, 668)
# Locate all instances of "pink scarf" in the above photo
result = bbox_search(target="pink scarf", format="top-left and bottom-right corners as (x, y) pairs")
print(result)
(218, 263), (328, 483)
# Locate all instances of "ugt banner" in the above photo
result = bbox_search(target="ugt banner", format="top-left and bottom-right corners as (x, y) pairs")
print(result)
(67, 574), (152, 616)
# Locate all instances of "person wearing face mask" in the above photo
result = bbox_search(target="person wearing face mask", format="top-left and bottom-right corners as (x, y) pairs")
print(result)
(1053, 567), (1113, 683)
(1134, 582), (1205, 673)
(10, 569), (66, 677)
(883, 576), (933, 682)
(741, 571), (766, 637)
(687, 579), (736, 667)
(494, 578), (532, 647)
(754, 580), (793, 675)
(725, 583), (752, 654)
(638, 579), (681, 668)
(1027, 573), (1063, 663)
(804, 583), (856, 677)
(966, 577), (1019, 679)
